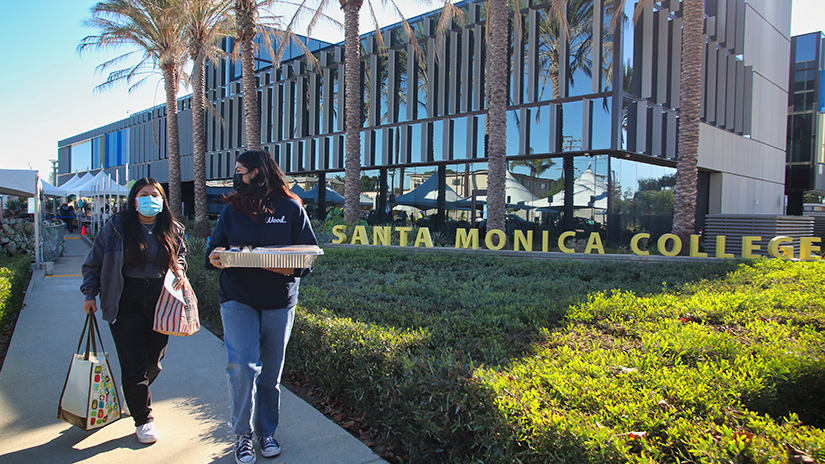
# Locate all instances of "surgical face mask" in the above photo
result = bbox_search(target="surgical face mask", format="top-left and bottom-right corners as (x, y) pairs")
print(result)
(136, 195), (164, 217)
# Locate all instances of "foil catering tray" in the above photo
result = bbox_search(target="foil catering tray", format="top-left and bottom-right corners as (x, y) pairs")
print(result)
(218, 245), (324, 268)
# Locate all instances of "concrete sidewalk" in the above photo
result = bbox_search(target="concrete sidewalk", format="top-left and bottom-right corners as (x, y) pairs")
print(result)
(0, 234), (387, 464)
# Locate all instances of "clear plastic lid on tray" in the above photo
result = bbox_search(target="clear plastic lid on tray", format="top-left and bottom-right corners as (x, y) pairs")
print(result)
(218, 245), (323, 268)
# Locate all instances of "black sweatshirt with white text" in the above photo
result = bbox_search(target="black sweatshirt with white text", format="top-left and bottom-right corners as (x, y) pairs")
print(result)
(205, 196), (317, 310)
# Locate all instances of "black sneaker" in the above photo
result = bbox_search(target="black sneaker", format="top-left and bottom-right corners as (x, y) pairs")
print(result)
(258, 435), (281, 458)
(234, 433), (256, 464)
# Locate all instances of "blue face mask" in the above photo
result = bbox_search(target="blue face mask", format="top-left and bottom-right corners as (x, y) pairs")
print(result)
(136, 196), (164, 217)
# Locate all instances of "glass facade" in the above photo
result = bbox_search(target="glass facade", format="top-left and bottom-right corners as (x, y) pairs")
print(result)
(59, 0), (767, 247)
(787, 32), (825, 214)
(69, 130), (130, 173)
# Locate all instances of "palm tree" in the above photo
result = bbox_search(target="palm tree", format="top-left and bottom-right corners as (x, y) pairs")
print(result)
(337, 0), (365, 225)
(231, 1), (334, 149)
(307, 0), (436, 226)
(79, 0), (187, 218)
(485, 0), (569, 234)
(672, 0), (703, 245)
(182, 0), (231, 236)
(484, 0), (510, 233)
(233, 0), (263, 149)
(510, 158), (555, 178)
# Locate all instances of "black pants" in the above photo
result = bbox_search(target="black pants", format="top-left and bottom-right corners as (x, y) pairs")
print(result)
(109, 277), (167, 427)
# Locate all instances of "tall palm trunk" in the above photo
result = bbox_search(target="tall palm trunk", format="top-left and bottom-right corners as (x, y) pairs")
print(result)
(673, 0), (703, 245)
(192, 51), (209, 236)
(486, 0), (509, 234)
(341, 0), (364, 226)
(163, 65), (182, 218)
(236, 2), (261, 149)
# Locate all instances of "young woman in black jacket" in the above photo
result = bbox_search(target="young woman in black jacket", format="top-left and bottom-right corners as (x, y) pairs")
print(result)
(81, 178), (186, 444)
(206, 150), (317, 464)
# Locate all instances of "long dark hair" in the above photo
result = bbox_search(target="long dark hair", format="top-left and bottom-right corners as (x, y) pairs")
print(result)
(227, 149), (301, 220)
(121, 178), (180, 271)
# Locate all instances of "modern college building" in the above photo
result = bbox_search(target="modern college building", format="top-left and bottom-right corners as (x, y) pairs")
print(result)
(787, 31), (825, 214)
(58, 0), (792, 245)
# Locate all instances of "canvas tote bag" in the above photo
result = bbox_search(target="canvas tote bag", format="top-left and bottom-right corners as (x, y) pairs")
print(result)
(57, 312), (122, 430)
(153, 269), (200, 336)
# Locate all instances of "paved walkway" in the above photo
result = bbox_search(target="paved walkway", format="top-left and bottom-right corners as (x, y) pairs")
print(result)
(0, 234), (387, 464)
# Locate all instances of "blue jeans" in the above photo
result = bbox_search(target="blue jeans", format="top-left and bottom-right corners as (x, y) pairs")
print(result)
(220, 301), (295, 437)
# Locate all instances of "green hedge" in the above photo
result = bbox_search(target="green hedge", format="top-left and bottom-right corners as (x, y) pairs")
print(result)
(188, 248), (825, 463)
(0, 254), (33, 326)
(186, 255), (222, 332)
(477, 259), (825, 463)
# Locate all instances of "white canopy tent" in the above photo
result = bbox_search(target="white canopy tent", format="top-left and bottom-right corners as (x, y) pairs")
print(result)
(473, 171), (538, 208)
(359, 193), (374, 207)
(58, 173), (88, 192)
(549, 168), (607, 209)
(40, 180), (67, 197)
(394, 172), (471, 209)
(72, 171), (130, 197)
(0, 169), (40, 197)
(68, 171), (130, 234)
(0, 169), (43, 267)
(518, 168), (608, 216)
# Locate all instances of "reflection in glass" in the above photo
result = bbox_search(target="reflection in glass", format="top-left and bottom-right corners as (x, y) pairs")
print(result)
(529, 107), (550, 154)
(418, 42), (429, 119)
(608, 158), (675, 245)
(507, 110), (520, 155)
(568, 0), (595, 97)
(795, 33), (817, 63)
(601, 0), (615, 93)
(620, 0), (637, 96)
(71, 140), (92, 173)
(561, 101), (584, 151)
(536, 7), (561, 100)
(592, 97), (612, 149)
(410, 123), (422, 163)
(398, 49), (408, 123)
(475, 114), (485, 159)
(453, 118), (468, 159)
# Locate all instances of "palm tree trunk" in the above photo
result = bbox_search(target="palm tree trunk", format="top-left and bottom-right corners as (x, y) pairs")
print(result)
(192, 52), (209, 236)
(673, 0), (703, 245)
(163, 65), (182, 219)
(236, 2), (261, 150)
(486, 0), (509, 234)
(342, 0), (364, 226)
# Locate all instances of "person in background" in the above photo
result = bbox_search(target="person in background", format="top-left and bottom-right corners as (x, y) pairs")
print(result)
(206, 150), (317, 464)
(80, 178), (186, 445)
(59, 202), (75, 233)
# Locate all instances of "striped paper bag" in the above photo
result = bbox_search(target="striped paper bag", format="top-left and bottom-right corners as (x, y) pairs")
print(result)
(153, 269), (200, 336)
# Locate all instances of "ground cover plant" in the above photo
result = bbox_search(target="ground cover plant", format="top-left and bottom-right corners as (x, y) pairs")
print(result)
(188, 247), (825, 463)
(0, 253), (34, 371)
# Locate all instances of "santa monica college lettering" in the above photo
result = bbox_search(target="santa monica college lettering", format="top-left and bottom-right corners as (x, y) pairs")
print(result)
(331, 226), (823, 261)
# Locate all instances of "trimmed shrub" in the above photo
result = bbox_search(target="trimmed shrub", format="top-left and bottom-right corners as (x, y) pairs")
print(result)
(0, 253), (33, 327)
(187, 248), (825, 463)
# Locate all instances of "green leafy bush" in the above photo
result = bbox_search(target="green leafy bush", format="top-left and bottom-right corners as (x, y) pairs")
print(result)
(0, 254), (32, 327)
(185, 256), (222, 333)
(188, 248), (825, 463)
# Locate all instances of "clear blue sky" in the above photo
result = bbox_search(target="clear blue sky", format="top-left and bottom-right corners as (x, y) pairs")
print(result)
(0, 0), (822, 182)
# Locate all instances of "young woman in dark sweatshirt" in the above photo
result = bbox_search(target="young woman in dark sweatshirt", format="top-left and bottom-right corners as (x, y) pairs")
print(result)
(206, 150), (317, 464)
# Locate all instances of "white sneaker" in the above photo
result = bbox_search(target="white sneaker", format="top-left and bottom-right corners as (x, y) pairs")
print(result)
(136, 422), (159, 444)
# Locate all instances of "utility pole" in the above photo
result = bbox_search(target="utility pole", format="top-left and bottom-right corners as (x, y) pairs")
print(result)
(48, 159), (59, 216)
